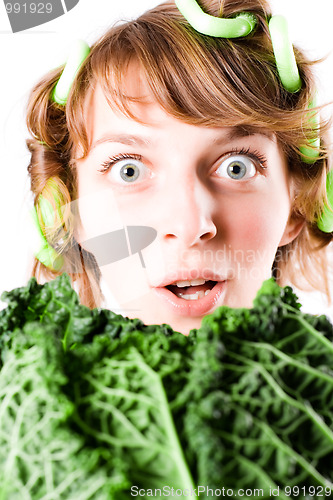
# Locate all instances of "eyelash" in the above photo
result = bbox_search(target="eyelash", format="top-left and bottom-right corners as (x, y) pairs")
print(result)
(97, 147), (268, 175)
(228, 147), (268, 171)
(98, 153), (143, 174)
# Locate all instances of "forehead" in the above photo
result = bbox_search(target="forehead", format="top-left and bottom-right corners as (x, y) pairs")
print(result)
(83, 70), (274, 153)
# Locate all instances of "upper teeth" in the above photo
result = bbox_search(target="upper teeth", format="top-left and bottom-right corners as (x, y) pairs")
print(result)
(174, 279), (206, 287)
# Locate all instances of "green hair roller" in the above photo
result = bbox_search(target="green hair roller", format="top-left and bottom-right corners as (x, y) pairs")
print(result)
(268, 15), (302, 94)
(317, 171), (333, 233)
(174, 0), (257, 38)
(269, 16), (320, 163)
(52, 39), (90, 105)
(31, 178), (66, 271)
(299, 99), (321, 164)
(31, 205), (64, 271)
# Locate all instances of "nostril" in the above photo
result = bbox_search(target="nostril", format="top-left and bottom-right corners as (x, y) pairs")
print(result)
(200, 231), (215, 241)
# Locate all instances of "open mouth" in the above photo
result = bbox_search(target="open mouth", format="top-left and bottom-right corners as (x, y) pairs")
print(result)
(166, 279), (218, 301)
(153, 275), (227, 317)
(154, 276), (227, 316)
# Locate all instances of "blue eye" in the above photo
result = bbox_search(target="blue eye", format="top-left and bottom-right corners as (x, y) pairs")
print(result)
(118, 160), (141, 182)
(99, 156), (152, 185)
(215, 155), (257, 180)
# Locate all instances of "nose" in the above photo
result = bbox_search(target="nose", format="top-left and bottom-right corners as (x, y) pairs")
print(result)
(159, 173), (217, 247)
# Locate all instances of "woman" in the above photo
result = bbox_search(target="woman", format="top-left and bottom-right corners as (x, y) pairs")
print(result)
(26, 0), (333, 334)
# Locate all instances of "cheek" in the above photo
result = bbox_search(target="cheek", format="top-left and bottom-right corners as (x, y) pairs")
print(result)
(226, 193), (291, 257)
(75, 188), (125, 243)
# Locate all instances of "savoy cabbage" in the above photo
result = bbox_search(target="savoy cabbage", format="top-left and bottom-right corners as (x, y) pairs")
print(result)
(0, 274), (333, 499)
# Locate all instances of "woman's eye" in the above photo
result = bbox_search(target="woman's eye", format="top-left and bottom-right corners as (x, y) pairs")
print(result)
(102, 157), (151, 184)
(215, 154), (257, 180)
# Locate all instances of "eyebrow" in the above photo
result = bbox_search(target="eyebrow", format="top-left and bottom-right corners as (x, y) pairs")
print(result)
(90, 125), (273, 152)
(90, 133), (151, 151)
(214, 125), (274, 144)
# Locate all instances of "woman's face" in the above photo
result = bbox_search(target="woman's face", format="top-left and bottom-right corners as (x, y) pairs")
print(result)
(75, 75), (302, 335)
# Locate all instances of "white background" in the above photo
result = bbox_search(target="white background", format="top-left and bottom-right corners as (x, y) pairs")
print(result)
(0, 0), (332, 319)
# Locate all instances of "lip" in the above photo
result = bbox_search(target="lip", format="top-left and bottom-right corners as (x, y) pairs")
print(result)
(153, 280), (227, 317)
(155, 270), (228, 288)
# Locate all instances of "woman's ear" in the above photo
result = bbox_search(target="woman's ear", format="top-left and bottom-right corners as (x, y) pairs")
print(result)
(278, 214), (305, 247)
